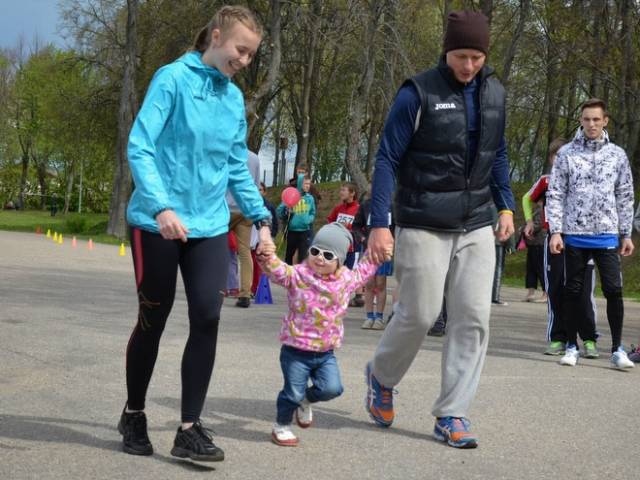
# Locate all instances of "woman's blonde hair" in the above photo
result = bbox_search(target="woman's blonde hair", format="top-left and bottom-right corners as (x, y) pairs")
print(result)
(191, 5), (263, 53)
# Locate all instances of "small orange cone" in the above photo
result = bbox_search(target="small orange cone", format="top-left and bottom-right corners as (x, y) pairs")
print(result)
(36, 226), (41, 234)
(72, 236), (77, 248)
(46, 229), (51, 238)
(58, 234), (63, 245)
(53, 232), (58, 242)
(119, 243), (126, 256)
(88, 239), (94, 250)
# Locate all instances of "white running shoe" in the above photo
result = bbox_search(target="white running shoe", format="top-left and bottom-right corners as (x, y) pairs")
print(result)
(295, 398), (313, 428)
(610, 347), (635, 370)
(361, 318), (374, 329)
(559, 345), (579, 366)
(371, 319), (386, 330)
(271, 423), (298, 446)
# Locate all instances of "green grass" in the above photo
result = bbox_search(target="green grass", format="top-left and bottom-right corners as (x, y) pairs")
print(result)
(0, 210), (123, 245)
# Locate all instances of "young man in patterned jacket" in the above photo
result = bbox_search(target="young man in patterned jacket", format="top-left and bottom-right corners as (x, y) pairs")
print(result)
(547, 98), (635, 369)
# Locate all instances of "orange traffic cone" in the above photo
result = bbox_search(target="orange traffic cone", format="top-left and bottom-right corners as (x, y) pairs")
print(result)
(72, 236), (77, 248)
(35, 226), (42, 234)
(88, 239), (94, 250)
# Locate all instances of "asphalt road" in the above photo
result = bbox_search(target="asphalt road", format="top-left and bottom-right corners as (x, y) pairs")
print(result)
(1, 231), (638, 480)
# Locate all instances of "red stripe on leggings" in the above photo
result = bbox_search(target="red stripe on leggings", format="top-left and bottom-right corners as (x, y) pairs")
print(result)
(132, 228), (144, 288)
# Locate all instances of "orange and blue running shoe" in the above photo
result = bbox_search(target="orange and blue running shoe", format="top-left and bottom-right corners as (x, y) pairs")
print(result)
(434, 417), (478, 449)
(364, 362), (395, 427)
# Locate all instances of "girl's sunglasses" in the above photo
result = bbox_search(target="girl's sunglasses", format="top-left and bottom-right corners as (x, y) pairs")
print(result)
(308, 246), (337, 262)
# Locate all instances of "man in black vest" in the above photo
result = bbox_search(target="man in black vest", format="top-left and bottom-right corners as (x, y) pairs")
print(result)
(364, 11), (515, 449)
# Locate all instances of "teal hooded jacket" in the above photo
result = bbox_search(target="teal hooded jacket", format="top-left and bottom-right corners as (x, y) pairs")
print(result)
(127, 51), (270, 237)
(276, 174), (316, 232)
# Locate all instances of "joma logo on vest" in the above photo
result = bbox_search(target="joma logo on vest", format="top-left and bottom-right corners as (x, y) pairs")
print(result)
(434, 103), (456, 110)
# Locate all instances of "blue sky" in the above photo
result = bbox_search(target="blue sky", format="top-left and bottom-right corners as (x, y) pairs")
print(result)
(0, 0), (65, 49)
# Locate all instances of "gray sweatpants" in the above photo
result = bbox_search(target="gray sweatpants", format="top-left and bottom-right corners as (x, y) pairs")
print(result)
(372, 226), (495, 418)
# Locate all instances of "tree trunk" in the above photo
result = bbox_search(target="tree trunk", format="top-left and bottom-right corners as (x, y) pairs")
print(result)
(479, 0), (494, 25)
(31, 151), (48, 210)
(619, 0), (639, 177)
(246, 0), (281, 149)
(107, 0), (138, 239)
(345, 0), (385, 195)
(589, 3), (603, 96)
(501, 0), (530, 86)
(295, 0), (322, 171)
(18, 151), (29, 209)
(63, 160), (75, 214)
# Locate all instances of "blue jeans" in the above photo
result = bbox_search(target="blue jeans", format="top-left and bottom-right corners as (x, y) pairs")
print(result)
(276, 345), (344, 425)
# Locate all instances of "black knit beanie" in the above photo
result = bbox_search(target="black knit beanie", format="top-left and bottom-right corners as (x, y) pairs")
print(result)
(443, 11), (490, 55)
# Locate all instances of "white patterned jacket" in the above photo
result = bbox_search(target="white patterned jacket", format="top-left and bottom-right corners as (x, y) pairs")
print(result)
(547, 129), (634, 238)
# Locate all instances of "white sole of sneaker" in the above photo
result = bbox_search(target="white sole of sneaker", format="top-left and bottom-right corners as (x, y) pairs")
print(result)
(433, 430), (478, 449)
(271, 432), (298, 447)
(295, 409), (313, 429)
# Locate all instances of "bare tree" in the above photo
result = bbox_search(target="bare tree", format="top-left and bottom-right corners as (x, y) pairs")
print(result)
(245, 0), (282, 150)
(107, 0), (137, 239)
(294, 0), (322, 171)
(501, 0), (530, 86)
(345, 0), (386, 194)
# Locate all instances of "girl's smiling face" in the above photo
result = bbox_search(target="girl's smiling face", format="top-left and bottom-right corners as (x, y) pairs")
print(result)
(306, 246), (339, 275)
(208, 23), (261, 77)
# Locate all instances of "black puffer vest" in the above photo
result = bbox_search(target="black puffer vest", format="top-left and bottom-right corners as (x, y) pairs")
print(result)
(395, 58), (506, 232)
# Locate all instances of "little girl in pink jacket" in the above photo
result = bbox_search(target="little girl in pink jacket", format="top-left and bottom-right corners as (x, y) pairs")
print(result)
(258, 222), (386, 446)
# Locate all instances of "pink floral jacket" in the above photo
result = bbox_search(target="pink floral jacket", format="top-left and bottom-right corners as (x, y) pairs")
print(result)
(258, 252), (379, 352)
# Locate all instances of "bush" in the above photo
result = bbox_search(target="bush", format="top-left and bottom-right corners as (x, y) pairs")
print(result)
(64, 216), (88, 233)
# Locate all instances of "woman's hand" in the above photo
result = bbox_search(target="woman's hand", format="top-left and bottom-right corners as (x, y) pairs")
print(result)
(256, 226), (276, 257)
(156, 210), (189, 242)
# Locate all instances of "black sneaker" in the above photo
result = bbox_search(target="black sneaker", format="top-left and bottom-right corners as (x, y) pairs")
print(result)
(118, 409), (153, 456)
(171, 421), (224, 462)
(427, 320), (446, 337)
(235, 296), (251, 308)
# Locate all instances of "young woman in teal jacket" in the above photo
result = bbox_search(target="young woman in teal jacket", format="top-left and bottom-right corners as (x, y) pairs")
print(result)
(118, 6), (273, 462)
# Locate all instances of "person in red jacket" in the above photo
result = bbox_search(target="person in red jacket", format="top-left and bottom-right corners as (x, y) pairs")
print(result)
(327, 182), (364, 306)
(327, 182), (360, 268)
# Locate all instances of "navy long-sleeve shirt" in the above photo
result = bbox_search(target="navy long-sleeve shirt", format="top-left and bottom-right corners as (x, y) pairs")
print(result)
(370, 78), (515, 228)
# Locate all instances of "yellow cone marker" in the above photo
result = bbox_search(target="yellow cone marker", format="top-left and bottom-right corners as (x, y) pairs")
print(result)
(119, 243), (126, 256)
(58, 233), (63, 245)
(46, 229), (51, 238)
(53, 232), (58, 242)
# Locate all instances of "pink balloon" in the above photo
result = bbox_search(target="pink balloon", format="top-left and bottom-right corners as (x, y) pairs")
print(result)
(281, 187), (301, 208)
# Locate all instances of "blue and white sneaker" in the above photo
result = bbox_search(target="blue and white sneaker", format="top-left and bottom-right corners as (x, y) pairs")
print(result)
(610, 346), (634, 370)
(433, 417), (478, 449)
(364, 362), (395, 427)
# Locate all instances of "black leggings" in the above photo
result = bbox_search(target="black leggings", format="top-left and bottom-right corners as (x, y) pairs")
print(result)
(285, 230), (311, 265)
(562, 245), (624, 352)
(544, 236), (596, 343)
(126, 228), (228, 422)
(525, 245), (545, 290)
